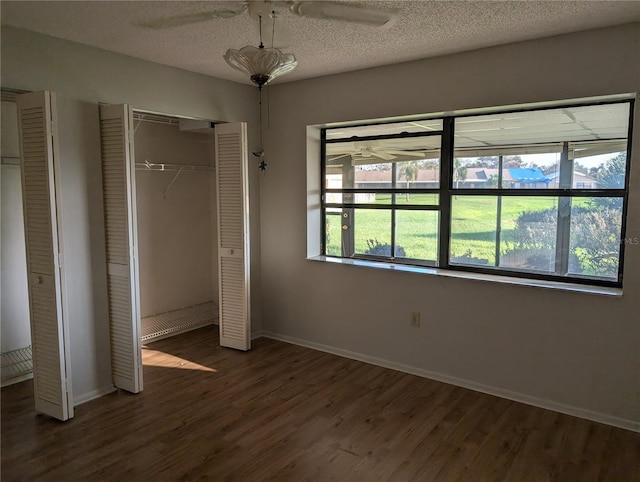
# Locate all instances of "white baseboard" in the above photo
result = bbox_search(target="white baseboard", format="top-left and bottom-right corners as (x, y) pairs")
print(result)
(73, 385), (117, 406)
(261, 331), (640, 433)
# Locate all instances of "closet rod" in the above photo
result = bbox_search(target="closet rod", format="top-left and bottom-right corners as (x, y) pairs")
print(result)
(132, 113), (180, 126)
(135, 160), (214, 172)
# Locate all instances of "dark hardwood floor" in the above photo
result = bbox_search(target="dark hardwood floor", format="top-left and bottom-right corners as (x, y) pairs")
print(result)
(2, 327), (639, 481)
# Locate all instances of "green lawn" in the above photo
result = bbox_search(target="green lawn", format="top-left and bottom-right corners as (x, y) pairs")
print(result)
(325, 195), (591, 265)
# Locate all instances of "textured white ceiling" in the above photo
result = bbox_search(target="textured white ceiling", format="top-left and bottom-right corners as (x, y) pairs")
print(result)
(2, 1), (640, 86)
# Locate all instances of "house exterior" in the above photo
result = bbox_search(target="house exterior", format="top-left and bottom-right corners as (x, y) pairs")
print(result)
(353, 167), (440, 189)
(547, 171), (599, 188)
(461, 167), (552, 188)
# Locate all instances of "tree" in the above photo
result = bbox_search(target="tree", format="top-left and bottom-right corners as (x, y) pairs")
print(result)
(592, 153), (626, 209)
(485, 174), (499, 188)
(597, 153), (625, 189)
(399, 160), (419, 201)
(453, 158), (468, 188)
(573, 161), (589, 175)
(467, 156), (498, 168)
(503, 155), (524, 168)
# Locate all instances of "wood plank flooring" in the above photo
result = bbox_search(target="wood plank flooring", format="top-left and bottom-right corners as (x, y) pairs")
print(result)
(2, 327), (639, 481)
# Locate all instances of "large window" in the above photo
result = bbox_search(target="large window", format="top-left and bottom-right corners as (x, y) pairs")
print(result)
(321, 101), (633, 287)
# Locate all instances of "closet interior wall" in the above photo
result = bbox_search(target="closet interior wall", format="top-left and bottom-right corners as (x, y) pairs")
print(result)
(0, 97), (33, 385)
(134, 114), (217, 342)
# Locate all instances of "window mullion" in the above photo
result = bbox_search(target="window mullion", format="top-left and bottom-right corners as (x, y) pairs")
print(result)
(495, 155), (504, 268)
(391, 162), (397, 257)
(342, 157), (355, 257)
(555, 141), (572, 275)
(439, 117), (454, 268)
(320, 129), (327, 254)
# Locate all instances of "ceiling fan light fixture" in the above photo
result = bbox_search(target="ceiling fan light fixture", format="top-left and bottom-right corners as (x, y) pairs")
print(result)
(224, 44), (297, 89)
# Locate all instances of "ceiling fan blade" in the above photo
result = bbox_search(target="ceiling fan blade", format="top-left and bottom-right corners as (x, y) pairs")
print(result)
(290, 1), (399, 27)
(384, 150), (427, 157)
(371, 151), (396, 161)
(326, 153), (352, 164)
(326, 142), (357, 152)
(137, 4), (248, 29)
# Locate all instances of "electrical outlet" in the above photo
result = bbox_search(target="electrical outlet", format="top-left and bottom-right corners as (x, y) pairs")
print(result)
(410, 311), (421, 327)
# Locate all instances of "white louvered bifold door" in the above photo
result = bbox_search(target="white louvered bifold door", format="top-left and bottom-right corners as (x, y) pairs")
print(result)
(99, 104), (143, 393)
(215, 123), (251, 351)
(17, 91), (73, 421)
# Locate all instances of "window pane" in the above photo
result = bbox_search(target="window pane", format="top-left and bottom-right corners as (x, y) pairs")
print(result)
(326, 119), (443, 139)
(571, 145), (627, 189)
(324, 212), (342, 256)
(502, 153), (558, 189)
(450, 196), (497, 266)
(455, 104), (629, 148)
(395, 210), (438, 261)
(396, 159), (440, 189)
(394, 193), (439, 205)
(325, 171), (343, 190)
(353, 209), (392, 256)
(326, 137), (441, 190)
(454, 103), (629, 190)
(569, 197), (623, 280)
(453, 157), (498, 189)
(355, 162), (392, 188)
(499, 197), (558, 272)
(329, 193), (392, 205)
(394, 137), (441, 189)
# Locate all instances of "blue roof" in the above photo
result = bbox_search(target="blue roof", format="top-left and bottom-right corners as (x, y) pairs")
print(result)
(508, 168), (551, 183)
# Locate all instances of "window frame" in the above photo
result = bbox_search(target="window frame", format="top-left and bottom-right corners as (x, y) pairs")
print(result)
(320, 99), (634, 288)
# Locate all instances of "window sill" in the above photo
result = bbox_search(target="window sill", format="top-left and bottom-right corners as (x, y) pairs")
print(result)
(307, 256), (623, 296)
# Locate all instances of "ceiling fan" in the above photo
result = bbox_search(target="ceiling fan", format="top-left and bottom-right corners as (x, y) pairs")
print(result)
(138, 1), (399, 30)
(327, 141), (428, 164)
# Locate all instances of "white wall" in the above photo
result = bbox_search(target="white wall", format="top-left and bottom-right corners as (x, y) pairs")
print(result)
(134, 121), (216, 317)
(261, 24), (640, 427)
(1, 100), (31, 353)
(1, 26), (261, 401)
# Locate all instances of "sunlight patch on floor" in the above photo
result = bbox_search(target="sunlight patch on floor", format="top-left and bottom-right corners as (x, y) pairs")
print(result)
(142, 348), (217, 372)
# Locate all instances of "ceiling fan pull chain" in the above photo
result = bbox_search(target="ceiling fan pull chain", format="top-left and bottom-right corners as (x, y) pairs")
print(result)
(271, 10), (276, 48)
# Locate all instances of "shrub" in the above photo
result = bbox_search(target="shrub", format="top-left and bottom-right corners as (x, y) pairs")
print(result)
(508, 205), (621, 277)
(364, 239), (406, 257)
(512, 208), (557, 251)
(570, 206), (621, 277)
(450, 249), (489, 265)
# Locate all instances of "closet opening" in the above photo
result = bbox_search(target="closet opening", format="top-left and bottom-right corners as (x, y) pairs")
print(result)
(132, 110), (218, 344)
(1, 93), (32, 386)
